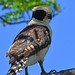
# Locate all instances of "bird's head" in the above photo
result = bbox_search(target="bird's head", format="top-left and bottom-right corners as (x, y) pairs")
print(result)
(32, 6), (52, 25)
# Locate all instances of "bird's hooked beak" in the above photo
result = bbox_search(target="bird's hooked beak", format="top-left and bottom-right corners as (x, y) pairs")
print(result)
(45, 13), (52, 19)
(48, 14), (52, 19)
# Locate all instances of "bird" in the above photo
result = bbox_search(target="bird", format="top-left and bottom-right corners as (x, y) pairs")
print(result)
(6, 6), (52, 75)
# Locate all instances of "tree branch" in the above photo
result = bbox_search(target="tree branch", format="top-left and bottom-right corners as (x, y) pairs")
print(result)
(41, 68), (75, 75)
(52, 7), (64, 18)
(0, 16), (30, 25)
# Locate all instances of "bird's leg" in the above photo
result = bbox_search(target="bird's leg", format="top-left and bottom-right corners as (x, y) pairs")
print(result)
(39, 61), (46, 73)
(39, 61), (51, 75)
(25, 67), (28, 75)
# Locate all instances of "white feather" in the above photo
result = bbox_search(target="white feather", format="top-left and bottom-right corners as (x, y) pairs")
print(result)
(26, 46), (50, 66)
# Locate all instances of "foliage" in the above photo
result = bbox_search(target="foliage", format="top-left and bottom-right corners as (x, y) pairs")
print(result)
(0, 0), (60, 26)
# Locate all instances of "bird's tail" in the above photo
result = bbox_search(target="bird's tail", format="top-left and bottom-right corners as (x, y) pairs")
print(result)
(7, 57), (28, 75)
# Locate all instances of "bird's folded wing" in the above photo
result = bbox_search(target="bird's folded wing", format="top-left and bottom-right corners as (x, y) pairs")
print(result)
(6, 25), (51, 64)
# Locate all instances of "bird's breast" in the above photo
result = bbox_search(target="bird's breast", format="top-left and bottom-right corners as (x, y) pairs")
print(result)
(26, 45), (50, 66)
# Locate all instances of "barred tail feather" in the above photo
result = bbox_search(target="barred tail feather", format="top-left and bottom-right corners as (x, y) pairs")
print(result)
(7, 69), (16, 75)
(7, 58), (28, 75)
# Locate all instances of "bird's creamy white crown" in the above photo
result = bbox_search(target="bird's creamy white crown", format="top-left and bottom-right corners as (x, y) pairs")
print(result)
(28, 6), (52, 26)
(32, 6), (52, 14)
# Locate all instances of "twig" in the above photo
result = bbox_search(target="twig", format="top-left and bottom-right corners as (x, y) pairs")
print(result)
(52, 7), (64, 18)
(26, 11), (31, 19)
(0, 16), (30, 25)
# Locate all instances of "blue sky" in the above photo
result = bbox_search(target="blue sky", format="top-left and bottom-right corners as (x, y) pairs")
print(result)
(0, 0), (75, 75)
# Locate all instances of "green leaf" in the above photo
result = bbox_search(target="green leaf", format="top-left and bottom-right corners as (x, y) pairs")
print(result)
(54, 4), (60, 10)
(51, 0), (56, 4)
(1, 20), (6, 26)
(0, 0), (61, 26)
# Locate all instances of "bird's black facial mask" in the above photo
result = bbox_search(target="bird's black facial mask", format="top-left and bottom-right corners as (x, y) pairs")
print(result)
(32, 10), (46, 20)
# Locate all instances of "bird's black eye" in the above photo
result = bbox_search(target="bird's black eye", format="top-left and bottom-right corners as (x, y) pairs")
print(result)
(32, 10), (46, 20)
(48, 14), (52, 19)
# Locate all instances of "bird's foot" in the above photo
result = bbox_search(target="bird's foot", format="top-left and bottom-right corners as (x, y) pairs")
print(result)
(49, 69), (56, 74)
(41, 70), (56, 75)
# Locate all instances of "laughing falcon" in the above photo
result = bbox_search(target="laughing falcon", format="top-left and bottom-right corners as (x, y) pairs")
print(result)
(6, 6), (52, 75)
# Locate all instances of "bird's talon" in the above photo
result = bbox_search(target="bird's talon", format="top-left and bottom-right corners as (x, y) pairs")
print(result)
(49, 69), (56, 74)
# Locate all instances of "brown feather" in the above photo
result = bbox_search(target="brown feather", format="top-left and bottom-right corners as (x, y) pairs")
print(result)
(6, 25), (51, 64)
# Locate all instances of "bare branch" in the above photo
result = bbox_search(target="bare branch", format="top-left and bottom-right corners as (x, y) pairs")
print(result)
(0, 16), (30, 25)
(52, 7), (64, 18)
(41, 68), (75, 75)
(26, 11), (31, 19)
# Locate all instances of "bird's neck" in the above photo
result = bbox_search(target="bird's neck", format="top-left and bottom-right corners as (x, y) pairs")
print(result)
(28, 18), (50, 27)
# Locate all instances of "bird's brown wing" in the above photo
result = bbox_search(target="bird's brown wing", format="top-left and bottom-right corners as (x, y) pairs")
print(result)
(6, 25), (51, 64)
